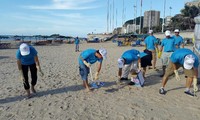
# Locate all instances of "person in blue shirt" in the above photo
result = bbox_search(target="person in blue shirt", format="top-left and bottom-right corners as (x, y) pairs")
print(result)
(173, 29), (184, 49)
(117, 49), (153, 82)
(78, 48), (107, 91)
(144, 30), (159, 69)
(74, 37), (80, 52)
(159, 48), (199, 96)
(16, 43), (44, 98)
(159, 30), (175, 77)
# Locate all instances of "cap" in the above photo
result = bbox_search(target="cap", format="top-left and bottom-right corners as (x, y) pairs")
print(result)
(99, 48), (107, 59)
(118, 58), (124, 68)
(19, 43), (30, 56)
(149, 30), (153, 34)
(183, 54), (195, 70)
(165, 30), (171, 36)
(174, 29), (179, 33)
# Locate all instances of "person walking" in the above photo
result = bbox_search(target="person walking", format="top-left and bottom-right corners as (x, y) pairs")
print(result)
(173, 29), (184, 49)
(75, 37), (80, 52)
(16, 43), (44, 98)
(78, 48), (107, 91)
(159, 48), (199, 96)
(159, 30), (175, 77)
(144, 30), (159, 69)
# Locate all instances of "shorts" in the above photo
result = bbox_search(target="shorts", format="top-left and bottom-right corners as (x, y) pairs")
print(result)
(161, 52), (173, 66)
(79, 64), (90, 81)
(141, 54), (152, 67)
(165, 61), (194, 77)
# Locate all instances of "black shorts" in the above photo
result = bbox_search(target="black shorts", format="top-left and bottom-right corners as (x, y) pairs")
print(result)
(141, 54), (152, 67)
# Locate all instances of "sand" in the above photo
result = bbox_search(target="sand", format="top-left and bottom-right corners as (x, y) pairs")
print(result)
(0, 41), (200, 120)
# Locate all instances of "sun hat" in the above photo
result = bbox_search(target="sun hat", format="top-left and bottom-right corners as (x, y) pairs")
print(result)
(118, 58), (124, 68)
(99, 48), (107, 59)
(19, 43), (30, 56)
(149, 30), (153, 34)
(174, 29), (179, 33)
(183, 54), (195, 70)
(165, 30), (171, 36)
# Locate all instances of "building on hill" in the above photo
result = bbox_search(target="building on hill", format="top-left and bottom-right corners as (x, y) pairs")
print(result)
(186, 0), (200, 7)
(143, 10), (160, 28)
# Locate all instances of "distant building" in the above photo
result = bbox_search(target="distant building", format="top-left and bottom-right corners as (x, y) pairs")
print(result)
(165, 16), (172, 26)
(186, 0), (200, 7)
(126, 24), (140, 33)
(143, 10), (160, 28)
(113, 27), (123, 34)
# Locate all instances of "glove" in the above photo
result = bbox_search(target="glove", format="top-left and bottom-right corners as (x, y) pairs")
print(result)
(94, 72), (99, 80)
(83, 61), (91, 68)
(36, 66), (44, 77)
(158, 51), (162, 59)
(174, 70), (180, 81)
(19, 70), (26, 84)
(193, 77), (198, 92)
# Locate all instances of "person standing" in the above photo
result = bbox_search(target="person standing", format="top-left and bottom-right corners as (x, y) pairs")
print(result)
(75, 37), (80, 52)
(159, 30), (175, 77)
(144, 30), (159, 69)
(16, 43), (44, 98)
(173, 29), (184, 49)
(78, 48), (107, 91)
(159, 48), (199, 96)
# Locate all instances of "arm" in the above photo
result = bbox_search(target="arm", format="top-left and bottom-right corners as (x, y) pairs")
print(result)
(194, 68), (198, 78)
(118, 68), (122, 78)
(17, 60), (22, 70)
(34, 55), (41, 68)
(172, 62), (178, 70)
(97, 62), (102, 73)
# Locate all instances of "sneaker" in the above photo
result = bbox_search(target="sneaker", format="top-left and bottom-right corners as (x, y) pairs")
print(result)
(184, 90), (195, 97)
(159, 88), (166, 94)
(120, 77), (128, 81)
(128, 81), (135, 85)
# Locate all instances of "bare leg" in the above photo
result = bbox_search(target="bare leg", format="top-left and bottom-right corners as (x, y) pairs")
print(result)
(186, 77), (193, 89)
(83, 80), (91, 92)
(161, 75), (169, 88)
(143, 67), (146, 78)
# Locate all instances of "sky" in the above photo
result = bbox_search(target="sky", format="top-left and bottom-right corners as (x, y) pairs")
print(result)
(0, 0), (189, 37)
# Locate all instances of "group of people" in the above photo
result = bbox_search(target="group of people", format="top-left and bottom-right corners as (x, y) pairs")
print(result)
(16, 29), (199, 99)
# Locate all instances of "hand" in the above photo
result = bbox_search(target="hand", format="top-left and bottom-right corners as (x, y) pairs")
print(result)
(83, 61), (91, 68)
(94, 72), (99, 80)
(174, 70), (180, 81)
(158, 51), (162, 59)
(193, 77), (198, 92)
(36, 66), (44, 77)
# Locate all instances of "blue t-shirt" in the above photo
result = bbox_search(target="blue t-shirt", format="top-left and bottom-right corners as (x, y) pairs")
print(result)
(170, 48), (199, 68)
(16, 46), (37, 65)
(173, 35), (183, 48)
(161, 37), (175, 52)
(75, 38), (80, 44)
(121, 49), (140, 64)
(79, 49), (103, 65)
(144, 35), (157, 50)
(139, 52), (148, 58)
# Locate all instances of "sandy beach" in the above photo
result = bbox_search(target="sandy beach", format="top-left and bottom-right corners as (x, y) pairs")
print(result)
(0, 41), (200, 120)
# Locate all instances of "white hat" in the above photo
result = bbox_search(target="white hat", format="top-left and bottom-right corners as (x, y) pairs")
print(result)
(19, 43), (30, 56)
(99, 48), (107, 59)
(149, 30), (153, 34)
(174, 29), (179, 33)
(165, 30), (171, 36)
(183, 54), (195, 70)
(118, 58), (124, 68)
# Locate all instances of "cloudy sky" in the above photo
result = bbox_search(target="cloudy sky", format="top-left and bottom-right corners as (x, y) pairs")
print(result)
(0, 0), (187, 37)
